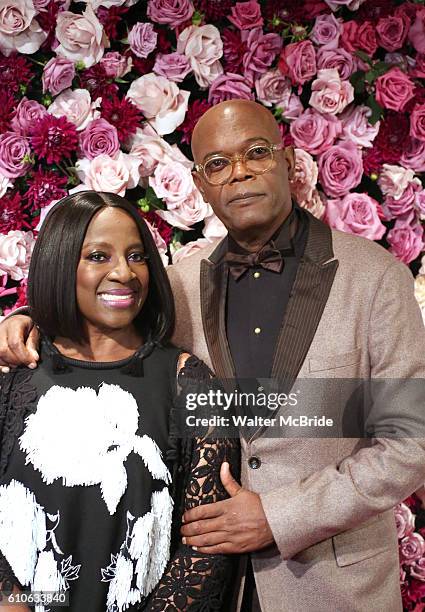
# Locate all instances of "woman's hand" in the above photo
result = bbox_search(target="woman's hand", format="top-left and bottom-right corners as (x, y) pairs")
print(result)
(0, 315), (39, 373)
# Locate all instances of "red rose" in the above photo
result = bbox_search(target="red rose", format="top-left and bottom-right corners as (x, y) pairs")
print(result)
(375, 67), (416, 112)
(376, 14), (409, 52)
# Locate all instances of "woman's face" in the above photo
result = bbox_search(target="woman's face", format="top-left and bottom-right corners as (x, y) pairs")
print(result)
(76, 207), (149, 336)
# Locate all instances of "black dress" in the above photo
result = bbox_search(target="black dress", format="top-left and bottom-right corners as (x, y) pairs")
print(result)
(0, 338), (240, 611)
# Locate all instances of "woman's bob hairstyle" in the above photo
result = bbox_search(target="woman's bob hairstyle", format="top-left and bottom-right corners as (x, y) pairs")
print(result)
(27, 191), (175, 345)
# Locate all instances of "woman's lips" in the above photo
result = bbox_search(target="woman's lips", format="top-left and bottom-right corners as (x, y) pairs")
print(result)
(98, 292), (137, 309)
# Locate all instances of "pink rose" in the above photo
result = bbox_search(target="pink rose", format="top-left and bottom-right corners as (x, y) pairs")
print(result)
(0, 230), (35, 280)
(414, 189), (425, 220)
(10, 97), (47, 136)
(387, 216), (425, 264)
(298, 189), (326, 220)
(400, 532), (425, 565)
(177, 25), (223, 88)
(255, 69), (291, 107)
(339, 104), (379, 148)
(47, 88), (101, 131)
(208, 73), (254, 105)
(100, 52), (132, 79)
(317, 47), (355, 81)
(383, 180), (421, 220)
(290, 108), (342, 155)
(411, 557), (425, 581)
(318, 141), (363, 197)
(378, 164), (416, 200)
(128, 22), (157, 59)
(55, 6), (107, 68)
(130, 130), (192, 178)
(326, 192), (385, 240)
(284, 94), (303, 120)
(278, 40), (317, 86)
(42, 57), (76, 97)
(410, 104), (425, 142)
(127, 73), (190, 136)
(242, 28), (282, 85)
(0, 0), (46, 56)
(202, 212), (227, 241)
(75, 152), (140, 196)
(310, 68), (354, 115)
(395, 503), (417, 539)
(156, 188), (209, 230)
(310, 13), (342, 48)
(341, 20), (377, 57)
(147, 0), (194, 29)
(324, 0), (366, 10)
(375, 67), (415, 113)
(228, 0), (263, 30)
(79, 118), (119, 160)
(400, 137), (425, 173)
(408, 9), (425, 55)
(172, 238), (211, 264)
(290, 148), (318, 203)
(0, 133), (32, 179)
(376, 15), (409, 52)
(153, 52), (191, 82)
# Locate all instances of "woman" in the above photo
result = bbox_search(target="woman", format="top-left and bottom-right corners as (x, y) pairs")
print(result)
(0, 191), (239, 611)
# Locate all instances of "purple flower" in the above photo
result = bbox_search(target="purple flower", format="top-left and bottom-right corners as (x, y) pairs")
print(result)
(318, 141), (363, 198)
(79, 118), (120, 160)
(208, 73), (254, 105)
(387, 215), (425, 264)
(147, 0), (194, 29)
(242, 28), (282, 86)
(153, 52), (191, 83)
(128, 22), (157, 59)
(11, 97), (47, 137)
(42, 57), (75, 96)
(0, 132), (32, 179)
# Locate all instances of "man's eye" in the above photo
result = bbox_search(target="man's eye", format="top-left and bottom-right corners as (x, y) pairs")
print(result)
(247, 146), (269, 160)
(206, 158), (230, 173)
(128, 252), (147, 263)
(88, 252), (107, 262)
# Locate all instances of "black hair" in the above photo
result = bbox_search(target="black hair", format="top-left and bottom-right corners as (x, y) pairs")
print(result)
(27, 191), (175, 345)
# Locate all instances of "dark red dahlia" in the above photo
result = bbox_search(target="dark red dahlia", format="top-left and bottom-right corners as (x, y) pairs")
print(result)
(25, 168), (68, 210)
(0, 90), (16, 133)
(132, 56), (156, 76)
(222, 29), (247, 74)
(263, 0), (326, 27)
(80, 64), (118, 100)
(177, 99), (212, 145)
(193, 0), (233, 21)
(0, 53), (32, 94)
(97, 5), (129, 40)
(373, 112), (410, 165)
(356, 0), (395, 24)
(0, 192), (31, 233)
(142, 211), (173, 245)
(101, 94), (143, 144)
(37, 1), (60, 50)
(362, 147), (383, 176)
(30, 115), (78, 164)
(13, 279), (28, 310)
(405, 86), (425, 114)
(155, 27), (172, 54)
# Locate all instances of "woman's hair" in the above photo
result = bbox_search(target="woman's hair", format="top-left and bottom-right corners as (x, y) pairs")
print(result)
(28, 191), (175, 345)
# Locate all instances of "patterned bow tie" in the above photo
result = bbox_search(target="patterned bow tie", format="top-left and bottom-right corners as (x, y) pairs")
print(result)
(225, 243), (284, 280)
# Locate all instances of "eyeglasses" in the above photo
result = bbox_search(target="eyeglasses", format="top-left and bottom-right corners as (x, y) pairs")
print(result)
(194, 142), (284, 186)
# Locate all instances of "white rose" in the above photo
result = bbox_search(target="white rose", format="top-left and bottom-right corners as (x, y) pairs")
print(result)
(55, 5), (107, 68)
(378, 164), (416, 200)
(0, 0), (47, 56)
(48, 89), (101, 131)
(75, 152), (140, 196)
(0, 230), (35, 281)
(177, 24), (223, 88)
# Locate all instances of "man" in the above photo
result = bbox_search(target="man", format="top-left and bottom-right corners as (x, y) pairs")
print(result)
(1, 100), (425, 611)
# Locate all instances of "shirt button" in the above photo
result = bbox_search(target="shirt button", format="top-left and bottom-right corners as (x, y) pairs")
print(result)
(248, 456), (261, 469)
(254, 327), (261, 334)
(253, 271), (261, 279)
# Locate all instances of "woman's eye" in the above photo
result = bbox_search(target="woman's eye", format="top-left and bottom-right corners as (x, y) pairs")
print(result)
(87, 252), (107, 262)
(128, 252), (147, 263)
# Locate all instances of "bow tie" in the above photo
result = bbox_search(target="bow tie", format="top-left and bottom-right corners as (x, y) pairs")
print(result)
(225, 243), (284, 280)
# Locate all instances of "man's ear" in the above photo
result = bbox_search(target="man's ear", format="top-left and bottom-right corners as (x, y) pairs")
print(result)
(192, 170), (208, 202)
(284, 146), (295, 180)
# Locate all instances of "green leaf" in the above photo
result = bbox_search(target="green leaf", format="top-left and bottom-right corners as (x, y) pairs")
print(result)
(145, 186), (165, 210)
(365, 94), (383, 125)
(192, 10), (203, 26)
(365, 70), (375, 84)
(355, 50), (373, 65)
(349, 70), (365, 95)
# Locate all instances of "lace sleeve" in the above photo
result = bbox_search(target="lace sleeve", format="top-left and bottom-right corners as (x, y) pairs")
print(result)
(145, 356), (241, 611)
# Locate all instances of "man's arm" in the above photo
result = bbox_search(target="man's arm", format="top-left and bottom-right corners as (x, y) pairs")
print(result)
(182, 260), (425, 558)
(0, 310), (39, 371)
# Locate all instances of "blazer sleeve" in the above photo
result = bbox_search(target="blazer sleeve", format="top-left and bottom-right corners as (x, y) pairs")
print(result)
(259, 260), (425, 560)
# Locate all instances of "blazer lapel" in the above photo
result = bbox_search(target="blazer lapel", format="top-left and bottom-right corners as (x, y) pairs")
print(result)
(200, 238), (235, 380)
(250, 213), (339, 442)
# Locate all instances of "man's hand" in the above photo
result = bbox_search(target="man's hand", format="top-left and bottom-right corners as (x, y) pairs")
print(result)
(181, 462), (274, 554)
(0, 315), (39, 373)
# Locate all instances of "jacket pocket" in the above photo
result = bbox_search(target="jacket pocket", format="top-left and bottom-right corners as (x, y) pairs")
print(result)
(309, 348), (361, 373)
(332, 514), (394, 567)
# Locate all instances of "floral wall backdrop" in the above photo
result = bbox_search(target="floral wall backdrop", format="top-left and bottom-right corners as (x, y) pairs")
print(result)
(0, 0), (424, 606)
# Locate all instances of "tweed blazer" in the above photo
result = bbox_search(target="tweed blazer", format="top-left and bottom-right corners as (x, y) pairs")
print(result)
(167, 212), (425, 612)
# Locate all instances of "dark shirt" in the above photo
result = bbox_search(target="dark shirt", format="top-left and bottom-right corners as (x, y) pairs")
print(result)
(226, 205), (308, 380)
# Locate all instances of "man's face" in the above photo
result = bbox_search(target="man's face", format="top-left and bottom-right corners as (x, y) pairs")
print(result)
(192, 103), (294, 238)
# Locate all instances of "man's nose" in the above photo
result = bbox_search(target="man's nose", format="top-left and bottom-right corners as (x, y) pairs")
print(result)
(108, 257), (136, 282)
(229, 159), (255, 183)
